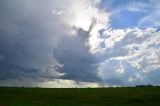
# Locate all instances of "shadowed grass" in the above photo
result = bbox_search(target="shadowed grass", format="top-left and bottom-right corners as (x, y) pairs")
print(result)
(0, 87), (160, 106)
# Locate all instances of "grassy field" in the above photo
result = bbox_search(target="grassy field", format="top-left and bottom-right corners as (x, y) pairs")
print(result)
(0, 87), (160, 106)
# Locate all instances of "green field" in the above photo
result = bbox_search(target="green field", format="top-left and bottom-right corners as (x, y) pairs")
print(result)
(0, 87), (160, 106)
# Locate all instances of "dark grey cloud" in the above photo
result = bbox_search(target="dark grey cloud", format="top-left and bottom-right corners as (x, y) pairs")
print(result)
(0, 0), (103, 86)
(0, 0), (64, 84)
(54, 28), (101, 82)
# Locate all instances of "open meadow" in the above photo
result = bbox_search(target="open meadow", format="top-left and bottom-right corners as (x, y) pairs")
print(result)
(0, 87), (160, 106)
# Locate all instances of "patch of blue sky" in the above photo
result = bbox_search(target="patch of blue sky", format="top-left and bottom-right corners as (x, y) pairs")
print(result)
(99, 0), (150, 10)
(99, 0), (151, 10)
(99, 0), (152, 29)
(110, 10), (147, 29)
(99, 0), (131, 11)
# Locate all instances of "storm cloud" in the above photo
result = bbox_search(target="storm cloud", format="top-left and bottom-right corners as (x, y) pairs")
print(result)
(0, 0), (160, 87)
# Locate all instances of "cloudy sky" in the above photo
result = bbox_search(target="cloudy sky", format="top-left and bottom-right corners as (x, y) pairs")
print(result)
(0, 0), (160, 88)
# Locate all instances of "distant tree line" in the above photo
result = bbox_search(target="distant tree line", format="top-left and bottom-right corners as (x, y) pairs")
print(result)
(136, 84), (153, 87)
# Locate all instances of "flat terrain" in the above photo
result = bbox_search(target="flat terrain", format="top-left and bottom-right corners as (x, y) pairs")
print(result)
(0, 87), (160, 106)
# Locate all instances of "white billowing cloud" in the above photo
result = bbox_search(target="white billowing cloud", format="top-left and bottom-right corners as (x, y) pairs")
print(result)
(96, 27), (160, 85)
(120, 29), (160, 72)
(128, 49), (160, 73)
(89, 26), (155, 55)
(50, 0), (110, 54)
(87, 27), (157, 54)
(52, 0), (109, 32)
(54, 0), (110, 54)
(87, 25), (105, 53)
(103, 29), (127, 48)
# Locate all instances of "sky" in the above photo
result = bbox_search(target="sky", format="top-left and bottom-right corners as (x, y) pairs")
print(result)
(0, 0), (160, 88)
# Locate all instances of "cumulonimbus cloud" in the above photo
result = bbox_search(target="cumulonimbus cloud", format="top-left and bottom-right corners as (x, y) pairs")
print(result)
(0, 0), (160, 87)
